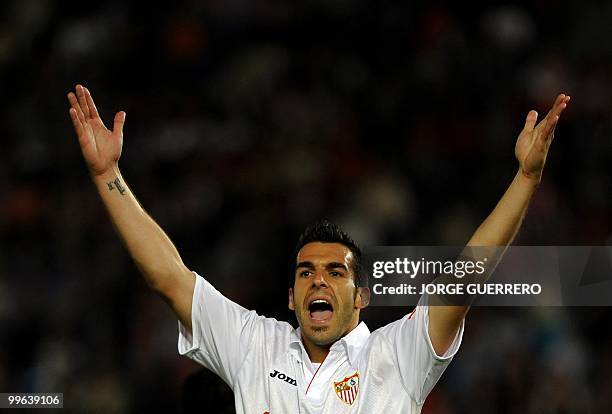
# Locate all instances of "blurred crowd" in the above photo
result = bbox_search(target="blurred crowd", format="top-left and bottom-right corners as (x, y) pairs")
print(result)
(0, 1), (610, 413)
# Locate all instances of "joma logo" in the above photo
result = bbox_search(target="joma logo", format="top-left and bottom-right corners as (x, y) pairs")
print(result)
(269, 369), (297, 386)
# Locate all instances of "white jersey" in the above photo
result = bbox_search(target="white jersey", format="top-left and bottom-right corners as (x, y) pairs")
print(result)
(178, 274), (463, 413)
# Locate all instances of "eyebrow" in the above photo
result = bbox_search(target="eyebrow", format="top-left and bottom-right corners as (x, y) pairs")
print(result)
(295, 261), (348, 271)
(296, 261), (315, 270)
(326, 262), (348, 271)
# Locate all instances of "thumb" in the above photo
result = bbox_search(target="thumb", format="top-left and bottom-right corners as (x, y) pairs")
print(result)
(523, 110), (538, 132)
(113, 111), (126, 135)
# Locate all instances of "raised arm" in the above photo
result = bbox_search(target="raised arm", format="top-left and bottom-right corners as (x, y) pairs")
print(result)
(67, 84), (195, 330)
(428, 93), (571, 354)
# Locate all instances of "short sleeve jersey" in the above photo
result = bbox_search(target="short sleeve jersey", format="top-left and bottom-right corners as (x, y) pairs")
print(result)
(178, 274), (463, 413)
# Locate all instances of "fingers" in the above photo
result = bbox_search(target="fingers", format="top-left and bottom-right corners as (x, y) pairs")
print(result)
(540, 93), (571, 142)
(523, 110), (538, 132)
(68, 107), (83, 136)
(552, 93), (565, 108)
(542, 93), (569, 124)
(539, 115), (559, 147)
(549, 93), (570, 119)
(76, 84), (91, 119)
(67, 91), (85, 124)
(84, 87), (101, 120)
(113, 111), (126, 135)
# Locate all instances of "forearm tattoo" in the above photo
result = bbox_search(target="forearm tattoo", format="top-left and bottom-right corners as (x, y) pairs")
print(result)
(106, 177), (126, 195)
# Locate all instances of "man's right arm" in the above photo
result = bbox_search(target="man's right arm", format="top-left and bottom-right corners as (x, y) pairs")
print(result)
(92, 167), (195, 330)
(67, 84), (195, 331)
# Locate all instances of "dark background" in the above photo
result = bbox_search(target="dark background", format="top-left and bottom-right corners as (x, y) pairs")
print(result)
(0, 1), (610, 413)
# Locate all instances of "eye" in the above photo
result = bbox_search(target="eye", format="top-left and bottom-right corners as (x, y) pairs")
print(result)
(299, 270), (312, 278)
(330, 271), (342, 277)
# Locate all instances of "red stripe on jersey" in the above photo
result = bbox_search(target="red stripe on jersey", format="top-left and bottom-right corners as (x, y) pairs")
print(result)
(306, 352), (329, 395)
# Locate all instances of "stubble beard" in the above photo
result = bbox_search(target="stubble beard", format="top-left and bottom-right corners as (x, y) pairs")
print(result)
(298, 304), (356, 347)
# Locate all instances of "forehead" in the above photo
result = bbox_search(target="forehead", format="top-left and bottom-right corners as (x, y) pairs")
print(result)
(296, 242), (353, 265)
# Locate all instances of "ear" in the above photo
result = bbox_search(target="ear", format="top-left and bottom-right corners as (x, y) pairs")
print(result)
(354, 287), (370, 309)
(288, 287), (295, 311)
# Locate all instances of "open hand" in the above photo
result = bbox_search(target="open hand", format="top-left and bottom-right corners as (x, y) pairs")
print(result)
(515, 93), (571, 181)
(67, 84), (126, 177)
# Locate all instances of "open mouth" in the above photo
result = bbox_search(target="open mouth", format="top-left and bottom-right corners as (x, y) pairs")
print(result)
(308, 299), (334, 324)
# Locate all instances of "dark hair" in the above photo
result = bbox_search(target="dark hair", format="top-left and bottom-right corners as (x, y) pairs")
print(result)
(291, 219), (363, 286)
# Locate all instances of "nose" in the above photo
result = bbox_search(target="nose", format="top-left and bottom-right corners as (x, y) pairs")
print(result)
(312, 271), (328, 288)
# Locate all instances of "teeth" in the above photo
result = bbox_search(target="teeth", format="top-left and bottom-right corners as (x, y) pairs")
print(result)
(312, 299), (329, 305)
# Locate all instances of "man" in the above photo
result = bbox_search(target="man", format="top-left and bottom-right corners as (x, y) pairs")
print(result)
(67, 85), (569, 412)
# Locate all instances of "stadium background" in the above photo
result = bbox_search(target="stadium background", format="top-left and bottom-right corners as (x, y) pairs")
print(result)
(1, 1), (611, 412)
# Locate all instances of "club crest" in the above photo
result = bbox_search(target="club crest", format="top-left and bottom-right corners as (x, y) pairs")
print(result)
(334, 372), (359, 405)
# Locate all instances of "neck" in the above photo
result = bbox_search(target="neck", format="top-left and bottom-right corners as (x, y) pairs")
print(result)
(301, 318), (360, 363)
(301, 337), (331, 363)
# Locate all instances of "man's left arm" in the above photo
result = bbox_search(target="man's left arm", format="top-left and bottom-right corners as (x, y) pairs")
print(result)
(428, 93), (571, 355)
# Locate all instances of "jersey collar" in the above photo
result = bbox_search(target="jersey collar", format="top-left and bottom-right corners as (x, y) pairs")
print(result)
(290, 322), (371, 366)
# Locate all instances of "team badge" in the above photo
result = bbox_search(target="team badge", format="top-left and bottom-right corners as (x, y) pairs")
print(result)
(334, 372), (359, 405)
